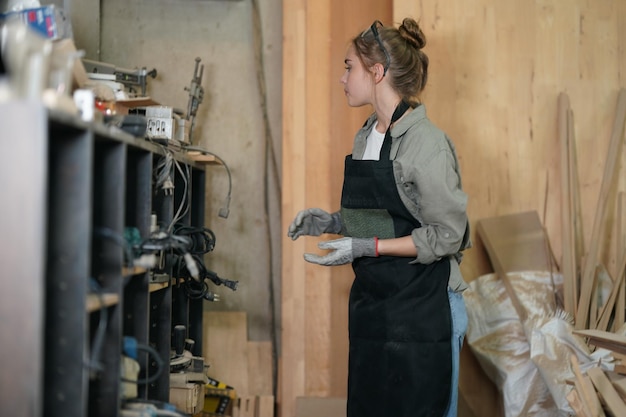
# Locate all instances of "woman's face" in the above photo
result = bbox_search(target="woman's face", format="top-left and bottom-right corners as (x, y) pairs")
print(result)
(340, 45), (374, 107)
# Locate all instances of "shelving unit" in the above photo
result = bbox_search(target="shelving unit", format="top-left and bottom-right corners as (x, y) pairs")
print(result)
(0, 99), (209, 417)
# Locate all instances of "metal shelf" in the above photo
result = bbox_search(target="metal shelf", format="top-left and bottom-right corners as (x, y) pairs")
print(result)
(1, 100), (209, 417)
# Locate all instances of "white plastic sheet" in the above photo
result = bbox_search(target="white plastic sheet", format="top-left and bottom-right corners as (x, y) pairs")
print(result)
(464, 271), (593, 417)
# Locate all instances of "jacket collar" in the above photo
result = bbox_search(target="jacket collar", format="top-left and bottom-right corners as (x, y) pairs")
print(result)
(361, 103), (426, 139)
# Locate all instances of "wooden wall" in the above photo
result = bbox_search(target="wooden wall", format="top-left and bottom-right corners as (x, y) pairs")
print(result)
(394, 0), (626, 282)
(281, 1), (391, 416)
(281, 0), (626, 416)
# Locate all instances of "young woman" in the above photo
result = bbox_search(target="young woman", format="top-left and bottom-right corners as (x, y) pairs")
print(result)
(288, 18), (470, 417)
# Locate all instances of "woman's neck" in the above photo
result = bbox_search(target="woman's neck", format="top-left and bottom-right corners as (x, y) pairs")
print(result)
(374, 97), (404, 133)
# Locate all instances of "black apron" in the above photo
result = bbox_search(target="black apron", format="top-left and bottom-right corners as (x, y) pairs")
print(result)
(341, 102), (452, 417)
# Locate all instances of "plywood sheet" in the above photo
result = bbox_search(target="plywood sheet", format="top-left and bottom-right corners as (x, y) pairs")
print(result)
(257, 395), (275, 417)
(247, 341), (274, 396)
(476, 211), (556, 322)
(476, 211), (554, 274)
(203, 311), (249, 395)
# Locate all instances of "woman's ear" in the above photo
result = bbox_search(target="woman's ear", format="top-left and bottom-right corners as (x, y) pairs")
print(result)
(371, 62), (386, 83)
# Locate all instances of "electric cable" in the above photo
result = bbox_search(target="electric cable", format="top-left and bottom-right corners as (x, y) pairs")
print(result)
(167, 158), (190, 233)
(121, 341), (166, 385)
(173, 224), (216, 255)
(154, 149), (174, 195)
(182, 145), (232, 219)
(176, 276), (219, 302)
(173, 252), (237, 293)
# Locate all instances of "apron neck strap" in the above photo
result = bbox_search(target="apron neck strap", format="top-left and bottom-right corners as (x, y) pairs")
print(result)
(381, 100), (410, 160)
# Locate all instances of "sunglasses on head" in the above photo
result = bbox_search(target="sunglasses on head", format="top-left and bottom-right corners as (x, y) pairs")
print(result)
(363, 20), (391, 75)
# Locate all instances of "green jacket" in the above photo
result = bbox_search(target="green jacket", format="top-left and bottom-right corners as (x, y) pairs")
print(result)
(350, 104), (471, 291)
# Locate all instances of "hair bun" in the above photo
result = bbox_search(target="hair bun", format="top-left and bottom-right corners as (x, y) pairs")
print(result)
(399, 18), (426, 50)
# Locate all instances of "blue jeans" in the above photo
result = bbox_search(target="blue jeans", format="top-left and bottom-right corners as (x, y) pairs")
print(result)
(444, 287), (468, 417)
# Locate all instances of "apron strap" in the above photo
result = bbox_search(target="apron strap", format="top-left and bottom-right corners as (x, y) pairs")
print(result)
(380, 100), (411, 160)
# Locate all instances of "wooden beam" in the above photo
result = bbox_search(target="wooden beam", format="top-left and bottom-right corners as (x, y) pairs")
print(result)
(567, 387), (592, 417)
(588, 367), (626, 417)
(573, 329), (626, 355)
(607, 371), (626, 401)
(281, 0), (309, 415)
(576, 89), (626, 329)
(571, 355), (605, 417)
(615, 193), (626, 331)
(596, 252), (626, 331)
(560, 92), (578, 317)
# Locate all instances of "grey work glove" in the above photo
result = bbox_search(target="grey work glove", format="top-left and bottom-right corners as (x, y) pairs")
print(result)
(304, 237), (377, 266)
(288, 208), (342, 240)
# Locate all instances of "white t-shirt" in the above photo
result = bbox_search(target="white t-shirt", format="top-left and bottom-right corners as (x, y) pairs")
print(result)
(362, 120), (385, 161)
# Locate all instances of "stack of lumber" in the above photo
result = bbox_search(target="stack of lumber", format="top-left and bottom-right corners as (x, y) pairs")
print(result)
(202, 311), (275, 417)
(566, 329), (626, 417)
(473, 88), (626, 417)
(559, 89), (626, 332)
(559, 89), (626, 415)
(475, 211), (626, 417)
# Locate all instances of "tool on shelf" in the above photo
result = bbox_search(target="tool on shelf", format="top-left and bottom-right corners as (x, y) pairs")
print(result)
(184, 57), (204, 144)
(170, 324), (208, 382)
(82, 58), (157, 97)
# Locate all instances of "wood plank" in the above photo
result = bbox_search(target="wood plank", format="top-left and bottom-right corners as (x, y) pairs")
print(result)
(596, 253), (626, 331)
(247, 341), (274, 396)
(257, 395), (275, 417)
(476, 211), (554, 273)
(589, 266), (600, 328)
(588, 366), (626, 417)
(571, 355), (604, 417)
(203, 311), (249, 395)
(86, 293), (119, 312)
(615, 193), (626, 331)
(566, 387), (592, 417)
(303, 0), (333, 397)
(571, 107), (586, 311)
(560, 92), (578, 318)
(302, 0), (338, 395)
(476, 211), (555, 323)
(186, 151), (218, 165)
(574, 329), (626, 355)
(281, 2), (309, 416)
(606, 371), (626, 401)
(236, 395), (257, 417)
(576, 88), (626, 329)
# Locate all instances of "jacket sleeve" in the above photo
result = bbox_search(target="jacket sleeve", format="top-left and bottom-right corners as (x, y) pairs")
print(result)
(407, 146), (469, 265)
